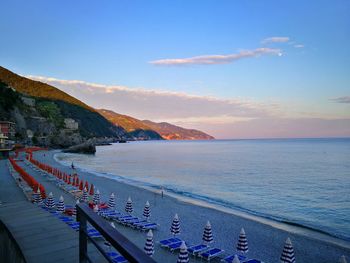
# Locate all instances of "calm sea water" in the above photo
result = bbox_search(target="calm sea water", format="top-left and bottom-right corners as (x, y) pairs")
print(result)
(55, 138), (350, 240)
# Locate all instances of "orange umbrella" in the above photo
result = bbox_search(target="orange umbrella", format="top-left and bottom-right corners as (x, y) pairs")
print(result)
(89, 184), (94, 196)
(79, 181), (84, 191)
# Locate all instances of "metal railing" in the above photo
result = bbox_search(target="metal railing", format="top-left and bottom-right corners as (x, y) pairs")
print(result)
(76, 203), (156, 263)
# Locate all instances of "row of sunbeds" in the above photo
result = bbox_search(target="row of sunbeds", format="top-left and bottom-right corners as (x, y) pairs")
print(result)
(159, 237), (263, 262)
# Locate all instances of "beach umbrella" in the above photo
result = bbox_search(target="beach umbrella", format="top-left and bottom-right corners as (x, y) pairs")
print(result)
(202, 220), (213, 244)
(75, 177), (80, 187)
(144, 230), (154, 256)
(108, 193), (116, 210)
(237, 228), (248, 254)
(84, 181), (89, 191)
(232, 255), (241, 263)
(35, 188), (43, 204)
(73, 199), (79, 217)
(89, 184), (94, 196)
(125, 197), (133, 214)
(177, 241), (189, 263)
(280, 237), (296, 263)
(93, 204), (99, 213)
(81, 187), (88, 202)
(46, 192), (55, 209)
(170, 213), (180, 236)
(110, 222), (116, 229)
(79, 180), (84, 191)
(32, 189), (39, 203)
(143, 201), (151, 221)
(93, 189), (101, 205)
(57, 196), (65, 213)
(339, 255), (347, 263)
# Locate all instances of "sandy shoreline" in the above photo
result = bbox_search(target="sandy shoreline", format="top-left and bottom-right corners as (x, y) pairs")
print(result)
(35, 150), (350, 263)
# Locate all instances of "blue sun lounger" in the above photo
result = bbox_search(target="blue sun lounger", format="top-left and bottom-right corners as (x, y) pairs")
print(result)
(159, 237), (182, 247)
(106, 252), (128, 263)
(134, 222), (158, 231)
(168, 241), (185, 251)
(200, 248), (225, 261)
(187, 244), (209, 255)
(222, 254), (246, 262)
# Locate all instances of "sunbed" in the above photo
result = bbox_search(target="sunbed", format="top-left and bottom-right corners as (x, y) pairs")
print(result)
(159, 237), (182, 247)
(106, 252), (128, 263)
(187, 244), (209, 255)
(222, 254), (246, 263)
(168, 241), (185, 251)
(200, 248), (225, 261)
(135, 222), (158, 231)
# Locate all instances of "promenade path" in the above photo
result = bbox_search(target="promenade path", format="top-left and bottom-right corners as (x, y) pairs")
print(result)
(0, 158), (103, 263)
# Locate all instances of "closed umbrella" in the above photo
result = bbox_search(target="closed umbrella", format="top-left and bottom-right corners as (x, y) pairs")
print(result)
(237, 228), (248, 254)
(81, 187), (88, 202)
(202, 221), (213, 244)
(280, 237), (296, 263)
(108, 193), (115, 210)
(144, 230), (154, 256)
(143, 201), (151, 221)
(170, 213), (180, 236)
(177, 241), (189, 263)
(57, 196), (65, 213)
(125, 197), (133, 214)
(46, 192), (55, 209)
(93, 189), (101, 205)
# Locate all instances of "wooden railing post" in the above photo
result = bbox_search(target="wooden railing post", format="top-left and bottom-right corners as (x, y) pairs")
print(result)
(77, 206), (88, 263)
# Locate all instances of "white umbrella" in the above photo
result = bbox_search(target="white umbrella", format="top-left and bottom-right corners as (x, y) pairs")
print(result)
(46, 192), (55, 209)
(80, 187), (88, 202)
(280, 237), (296, 263)
(177, 241), (189, 263)
(125, 197), (133, 214)
(339, 255), (347, 263)
(202, 220), (213, 244)
(232, 255), (241, 263)
(237, 228), (248, 254)
(144, 230), (154, 256)
(56, 196), (65, 213)
(170, 213), (180, 236)
(108, 193), (115, 209)
(143, 201), (151, 221)
(93, 189), (101, 205)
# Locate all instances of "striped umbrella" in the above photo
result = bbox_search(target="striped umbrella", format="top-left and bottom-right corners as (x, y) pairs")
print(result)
(32, 189), (39, 203)
(237, 228), (248, 254)
(125, 197), (133, 214)
(73, 199), (79, 217)
(93, 189), (101, 205)
(56, 196), (65, 213)
(143, 201), (151, 221)
(46, 192), (55, 209)
(232, 255), (241, 263)
(339, 255), (347, 263)
(144, 230), (154, 256)
(81, 187), (88, 202)
(35, 188), (43, 204)
(202, 220), (213, 244)
(108, 193), (115, 210)
(177, 241), (189, 263)
(280, 237), (296, 263)
(170, 213), (180, 236)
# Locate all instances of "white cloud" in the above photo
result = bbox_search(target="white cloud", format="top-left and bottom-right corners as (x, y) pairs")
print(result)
(261, 37), (290, 45)
(149, 48), (282, 66)
(330, 96), (350, 104)
(294, 44), (304, 48)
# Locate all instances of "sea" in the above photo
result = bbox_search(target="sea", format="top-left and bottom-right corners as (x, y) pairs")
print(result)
(54, 138), (350, 241)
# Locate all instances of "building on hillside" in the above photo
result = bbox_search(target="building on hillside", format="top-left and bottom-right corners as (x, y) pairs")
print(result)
(21, 96), (36, 107)
(64, 118), (79, 130)
(0, 121), (16, 139)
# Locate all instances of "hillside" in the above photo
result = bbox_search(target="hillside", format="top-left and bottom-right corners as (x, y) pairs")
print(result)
(98, 109), (214, 140)
(0, 67), (126, 146)
(0, 66), (92, 110)
(97, 109), (163, 140)
(142, 120), (214, 140)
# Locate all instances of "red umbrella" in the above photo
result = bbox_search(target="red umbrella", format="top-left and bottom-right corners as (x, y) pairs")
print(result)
(84, 181), (89, 191)
(89, 184), (94, 196)
(67, 176), (71, 185)
(79, 181), (84, 191)
(75, 178), (80, 187)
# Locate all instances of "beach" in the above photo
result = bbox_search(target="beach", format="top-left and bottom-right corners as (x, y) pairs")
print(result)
(28, 149), (350, 263)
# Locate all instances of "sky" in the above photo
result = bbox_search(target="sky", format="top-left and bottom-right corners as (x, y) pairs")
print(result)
(1, 0), (349, 139)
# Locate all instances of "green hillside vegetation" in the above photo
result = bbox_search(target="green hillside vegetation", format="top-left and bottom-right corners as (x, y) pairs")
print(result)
(0, 66), (92, 110)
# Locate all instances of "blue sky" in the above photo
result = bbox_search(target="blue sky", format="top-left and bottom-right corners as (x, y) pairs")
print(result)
(1, 0), (349, 138)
